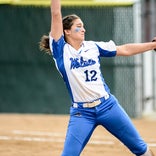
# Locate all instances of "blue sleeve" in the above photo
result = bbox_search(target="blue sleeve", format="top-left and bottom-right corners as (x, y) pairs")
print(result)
(50, 35), (66, 59)
(95, 40), (117, 57)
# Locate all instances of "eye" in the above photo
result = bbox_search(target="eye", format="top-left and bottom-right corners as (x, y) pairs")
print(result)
(76, 25), (82, 29)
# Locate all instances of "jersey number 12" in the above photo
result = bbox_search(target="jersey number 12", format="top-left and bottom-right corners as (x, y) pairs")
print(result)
(84, 70), (97, 82)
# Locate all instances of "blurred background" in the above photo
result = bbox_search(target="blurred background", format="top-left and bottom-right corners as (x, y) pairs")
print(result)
(0, 0), (156, 118)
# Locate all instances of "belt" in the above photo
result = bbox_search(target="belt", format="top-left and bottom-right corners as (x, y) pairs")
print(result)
(72, 94), (109, 108)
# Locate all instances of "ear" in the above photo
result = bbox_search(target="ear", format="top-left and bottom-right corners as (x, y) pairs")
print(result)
(64, 29), (71, 35)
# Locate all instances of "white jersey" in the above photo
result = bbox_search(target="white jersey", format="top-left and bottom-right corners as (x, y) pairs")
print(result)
(50, 36), (116, 103)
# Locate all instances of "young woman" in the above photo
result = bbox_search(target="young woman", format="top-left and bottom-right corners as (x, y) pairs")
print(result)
(39, 0), (156, 155)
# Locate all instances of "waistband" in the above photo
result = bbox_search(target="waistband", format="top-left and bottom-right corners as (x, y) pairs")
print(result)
(72, 94), (110, 108)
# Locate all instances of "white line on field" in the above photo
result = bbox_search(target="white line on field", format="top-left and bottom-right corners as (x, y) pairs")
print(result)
(12, 130), (115, 141)
(12, 130), (64, 137)
(148, 143), (156, 147)
(0, 135), (156, 147)
(0, 135), (64, 143)
(12, 130), (114, 140)
(0, 130), (156, 147)
(0, 135), (114, 145)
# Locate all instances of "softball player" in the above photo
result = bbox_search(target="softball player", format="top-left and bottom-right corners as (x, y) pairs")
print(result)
(39, 0), (156, 155)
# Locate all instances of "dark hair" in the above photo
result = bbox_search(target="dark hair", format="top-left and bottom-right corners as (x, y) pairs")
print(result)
(63, 14), (80, 42)
(39, 35), (51, 55)
(39, 14), (80, 54)
(63, 14), (80, 30)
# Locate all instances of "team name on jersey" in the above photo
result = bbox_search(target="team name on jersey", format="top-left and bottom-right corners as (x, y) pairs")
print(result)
(70, 56), (96, 69)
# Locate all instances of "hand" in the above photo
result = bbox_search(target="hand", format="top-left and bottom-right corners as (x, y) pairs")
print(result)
(152, 37), (156, 51)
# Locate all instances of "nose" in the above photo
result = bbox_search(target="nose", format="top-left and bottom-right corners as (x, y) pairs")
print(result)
(82, 27), (86, 32)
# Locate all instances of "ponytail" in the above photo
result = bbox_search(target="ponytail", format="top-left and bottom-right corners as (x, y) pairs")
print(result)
(39, 35), (51, 55)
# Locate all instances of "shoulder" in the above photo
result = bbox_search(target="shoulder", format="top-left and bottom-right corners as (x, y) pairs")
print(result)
(84, 40), (117, 57)
(95, 40), (116, 50)
(49, 35), (65, 45)
(49, 35), (66, 50)
(49, 35), (66, 57)
(83, 40), (116, 50)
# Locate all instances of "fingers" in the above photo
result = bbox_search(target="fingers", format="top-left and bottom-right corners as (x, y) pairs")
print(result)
(152, 38), (156, 51)
(152, 37), (156, 42)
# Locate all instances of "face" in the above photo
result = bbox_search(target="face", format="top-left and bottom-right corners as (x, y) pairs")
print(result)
(65, 18), (86, 42)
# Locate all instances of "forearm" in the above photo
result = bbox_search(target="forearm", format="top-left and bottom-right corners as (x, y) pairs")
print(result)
(116, 42), (156, 56)
(50, 0), (63, 40)
(51, 0), (61, 14)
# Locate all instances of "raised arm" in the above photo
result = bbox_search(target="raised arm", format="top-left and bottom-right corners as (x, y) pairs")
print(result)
(50, 0), (63, 41)
(116, 37), (156, 56)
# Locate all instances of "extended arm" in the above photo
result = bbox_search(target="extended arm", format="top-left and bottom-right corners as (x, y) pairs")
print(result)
(116, 38), (156, 56)
(50, 0), (63, 41)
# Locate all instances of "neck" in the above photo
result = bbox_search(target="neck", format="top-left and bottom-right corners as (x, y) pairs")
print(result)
(66, 39), (83, 50)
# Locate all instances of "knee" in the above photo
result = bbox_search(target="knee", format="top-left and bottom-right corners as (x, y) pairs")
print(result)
(61, 136), (82, 156)
(129, 142), (147, 155)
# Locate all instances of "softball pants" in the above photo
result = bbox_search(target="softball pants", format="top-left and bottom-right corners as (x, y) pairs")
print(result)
(61, 94), (147, 156)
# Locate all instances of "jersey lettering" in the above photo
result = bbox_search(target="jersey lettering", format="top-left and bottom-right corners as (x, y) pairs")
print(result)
(70, 57), (96, 69)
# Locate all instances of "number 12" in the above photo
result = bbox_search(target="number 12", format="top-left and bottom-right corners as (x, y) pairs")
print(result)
(84, 70), (97, 82)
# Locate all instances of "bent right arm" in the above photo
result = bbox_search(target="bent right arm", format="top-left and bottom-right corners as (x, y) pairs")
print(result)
(50, 0), (63, 41)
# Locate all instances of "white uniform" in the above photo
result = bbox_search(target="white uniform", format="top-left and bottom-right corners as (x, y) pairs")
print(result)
(50, 35), (116, 103)
(49, 35), (148, 156)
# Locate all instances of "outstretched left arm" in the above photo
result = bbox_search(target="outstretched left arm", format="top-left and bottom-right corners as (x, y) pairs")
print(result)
(116, 37), (156, 56)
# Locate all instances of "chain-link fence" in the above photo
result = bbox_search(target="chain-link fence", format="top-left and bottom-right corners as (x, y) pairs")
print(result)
(0, 0), (148, 117)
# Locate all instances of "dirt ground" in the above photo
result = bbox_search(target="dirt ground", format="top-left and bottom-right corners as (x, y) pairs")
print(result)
(0, 114), (155, 156)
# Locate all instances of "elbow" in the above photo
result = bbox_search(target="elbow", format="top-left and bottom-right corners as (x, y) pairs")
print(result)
(116, 46), (131, 56)
(123, 51), (132, 56)
(51, 10), (61, 16)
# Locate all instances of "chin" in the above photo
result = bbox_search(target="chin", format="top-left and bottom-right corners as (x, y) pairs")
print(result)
(81, 37), (85, 41)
